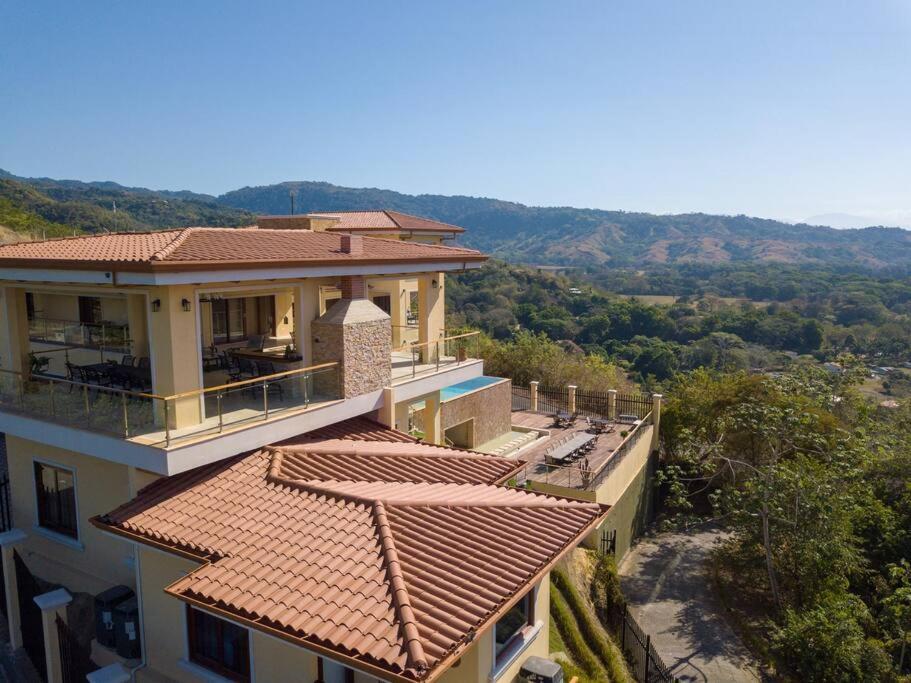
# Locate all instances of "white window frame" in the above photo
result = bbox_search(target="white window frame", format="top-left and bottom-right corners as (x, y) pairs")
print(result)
(489, 584), (543, 681)
(31, 457), (83, 550)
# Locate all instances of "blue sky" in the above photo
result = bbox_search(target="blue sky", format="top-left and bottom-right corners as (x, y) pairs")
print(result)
(1, 1), (909, 226)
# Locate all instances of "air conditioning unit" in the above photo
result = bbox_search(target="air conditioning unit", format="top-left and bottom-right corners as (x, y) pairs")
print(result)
(519, 656), (563, 683)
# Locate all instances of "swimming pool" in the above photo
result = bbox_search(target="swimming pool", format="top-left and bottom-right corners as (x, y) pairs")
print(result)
(441, 376), (503, 401)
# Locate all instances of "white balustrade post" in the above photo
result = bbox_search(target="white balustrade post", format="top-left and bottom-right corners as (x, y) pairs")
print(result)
(0, 529), (27, 648)
(650, 393), (663, 451)
(35, 587), (72, 683)
(607, 389), (618, 421)
(567, 385), (577, 414)
(529, 381), (539, 412)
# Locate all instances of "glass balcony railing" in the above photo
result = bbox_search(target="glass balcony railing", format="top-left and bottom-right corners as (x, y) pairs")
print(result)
(390, 331), (481, 382)
(0, 362), (341, 448)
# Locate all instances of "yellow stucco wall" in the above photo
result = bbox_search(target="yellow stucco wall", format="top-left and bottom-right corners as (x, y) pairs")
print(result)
(136, 546), (551, 683)
(6, 436), (136, 594)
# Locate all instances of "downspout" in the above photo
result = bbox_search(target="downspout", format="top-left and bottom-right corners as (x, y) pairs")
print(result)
(130, 541), (148, 681)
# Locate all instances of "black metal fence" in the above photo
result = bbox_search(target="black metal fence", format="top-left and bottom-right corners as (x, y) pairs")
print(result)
(15, 550), (46, 681)
(616, 392), (653, 420)
(511, 385), (531, 411)
(600, 599), (677, 683)
(0, 474), (11, 533)
(510, 384), (655, 422)
(537, 386), (570, 415)
(57, 614), (97, 683)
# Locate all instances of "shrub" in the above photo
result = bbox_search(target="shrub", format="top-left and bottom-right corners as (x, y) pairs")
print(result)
(771, 594), (896, 682)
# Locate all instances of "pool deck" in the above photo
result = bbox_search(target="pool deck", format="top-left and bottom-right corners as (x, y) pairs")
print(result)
(512, 410), (627, 490)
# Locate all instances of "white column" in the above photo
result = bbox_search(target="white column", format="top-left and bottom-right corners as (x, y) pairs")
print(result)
(423, 391), (442, 445)
(0, 529), (27, 648)
(35, 588), (72, 683)
(529, 381), (539, 412)
(417, 273), (444, 363)
(379, 387), (395, 429)
(0, 287), (30, 374)
(650, 393), (663, 451)
(293, 281), (321, 366)
(567, 385), (577, 414)
(607, 389), (618, 421)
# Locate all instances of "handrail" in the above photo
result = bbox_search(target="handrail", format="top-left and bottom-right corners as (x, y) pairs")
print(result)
(164, 361), (339, 400)
(392, 330), (479, 354)
(0, 361), (340, 403)
(0, 368), (165, 400)
(31, 345), (82, 355)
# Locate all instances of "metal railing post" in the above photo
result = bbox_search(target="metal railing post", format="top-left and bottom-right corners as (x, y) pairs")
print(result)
(163, 400), (171, 446)
(411, 347), (417, 377)
(121, 393), (130, 437)
(436, 340), (440, 371)
(217, 393), (224, 432)
(262, 380), (269, 420)
(645, 634), (651, 681)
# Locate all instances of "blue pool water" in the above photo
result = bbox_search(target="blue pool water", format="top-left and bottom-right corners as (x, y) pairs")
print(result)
(441, 376), (502, 401)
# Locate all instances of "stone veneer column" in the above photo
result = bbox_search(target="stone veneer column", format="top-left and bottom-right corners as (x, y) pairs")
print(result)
(311, 296), (391, 399)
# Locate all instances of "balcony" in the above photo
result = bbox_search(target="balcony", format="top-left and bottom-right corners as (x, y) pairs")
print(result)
(391, 331), (481, 383)
(0, 362), (341, 448)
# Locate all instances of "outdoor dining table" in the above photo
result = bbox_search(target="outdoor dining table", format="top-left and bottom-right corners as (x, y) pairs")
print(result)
(548, 432), (596, 464)
(591, 417), (613, 433)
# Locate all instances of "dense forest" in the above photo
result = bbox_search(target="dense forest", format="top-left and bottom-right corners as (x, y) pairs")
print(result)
(447, 261), (911, 392)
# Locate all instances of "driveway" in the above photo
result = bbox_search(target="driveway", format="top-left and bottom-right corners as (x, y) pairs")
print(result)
(618, 528), (763, 683)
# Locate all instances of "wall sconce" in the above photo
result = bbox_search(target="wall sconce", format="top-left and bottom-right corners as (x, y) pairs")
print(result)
(431, 279), (438, 289)
(151, 299), (161, 313)
(181, 298), (191, 312)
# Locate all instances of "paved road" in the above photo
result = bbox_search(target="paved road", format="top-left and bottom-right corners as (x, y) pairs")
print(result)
(618, 528), (763, 683)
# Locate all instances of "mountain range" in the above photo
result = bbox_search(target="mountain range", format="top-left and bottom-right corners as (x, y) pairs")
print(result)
(2, 168), (910, 272)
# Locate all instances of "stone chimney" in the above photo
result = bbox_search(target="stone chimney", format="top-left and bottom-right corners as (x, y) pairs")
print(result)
(339, 275), (366, 300)
(340, 234), (363, 255)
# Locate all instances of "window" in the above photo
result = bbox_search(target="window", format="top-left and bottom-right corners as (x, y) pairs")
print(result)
(187, 606), (250, 682)
(494, 592), (532, 659)
(212, 298), (248, 344)
(78, 296), (103, 325)
(372, 295), (391, 315)
(34, 462), (78, 539)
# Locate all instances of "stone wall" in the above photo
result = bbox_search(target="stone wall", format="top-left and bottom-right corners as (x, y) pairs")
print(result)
(311, 299), (391, 398)
(441, 379), (512, 448)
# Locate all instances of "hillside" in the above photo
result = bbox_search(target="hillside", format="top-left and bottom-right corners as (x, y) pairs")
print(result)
(3, 169), (910, 271)
(0, 171), (252, 236)
(221, 182), (911, 271)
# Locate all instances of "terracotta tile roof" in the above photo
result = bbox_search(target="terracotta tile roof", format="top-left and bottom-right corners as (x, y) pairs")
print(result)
(307, 210), (465, 234)
(0, 227), (483, 272)
(92, 420), (605, 682)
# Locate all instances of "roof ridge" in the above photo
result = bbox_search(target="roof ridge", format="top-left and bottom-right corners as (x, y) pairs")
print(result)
(383, 210), (402, 229)
(284, 443), (508, 461)
(149, 227), (194, 261)
(372, 500), (428, 674)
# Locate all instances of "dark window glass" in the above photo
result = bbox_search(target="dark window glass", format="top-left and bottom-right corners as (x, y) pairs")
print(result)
(34, 462), (78, 539)
(187, 607), (250, 682)
(494, 592), (531, 658)
(373, 295), (391, 315)
(78, 296), (103, 324)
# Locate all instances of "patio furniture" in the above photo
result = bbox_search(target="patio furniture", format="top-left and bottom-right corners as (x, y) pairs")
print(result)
(546, 432), (596, 465)
(618, 414), (639, 424)
(121, 354), (135, 367)
(201, 346), (220, 371)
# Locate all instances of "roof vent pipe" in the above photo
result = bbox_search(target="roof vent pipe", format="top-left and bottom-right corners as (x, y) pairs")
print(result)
(340, 234), (364, 255)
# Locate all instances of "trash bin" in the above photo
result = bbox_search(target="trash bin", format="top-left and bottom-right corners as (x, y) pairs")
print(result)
(94, 585), (134, 648)
(114, 595), (141, 659)
(519, 656), (564, 683)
